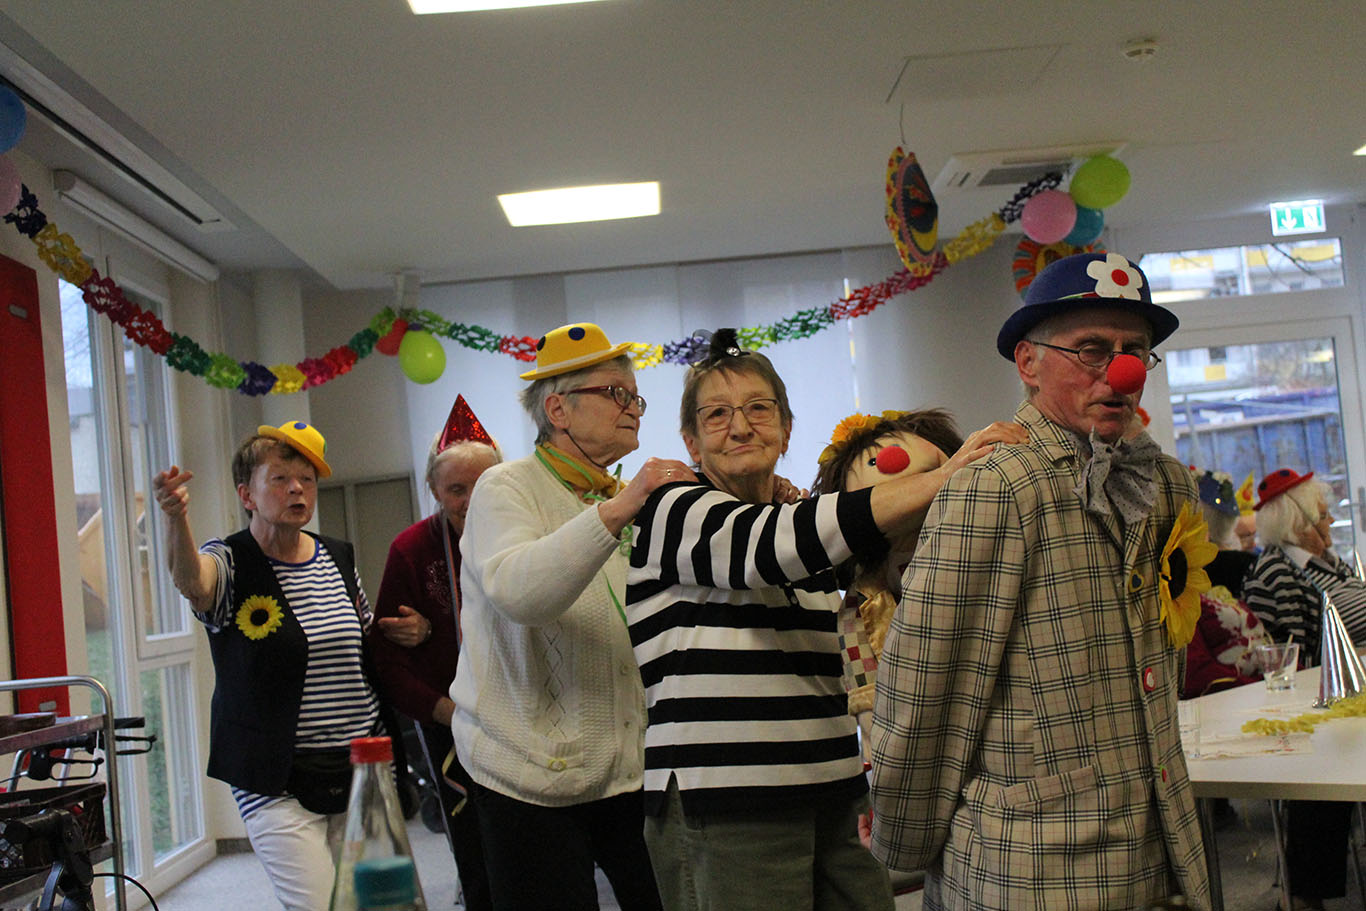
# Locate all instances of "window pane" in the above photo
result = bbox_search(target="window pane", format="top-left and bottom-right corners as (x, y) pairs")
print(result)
(1140, 239), (1344, 303)
(120, 288), (184, 639)
(1168, 337), (1353, 557)
(60, 281), (121, 715)
(140, 663), (203, 858)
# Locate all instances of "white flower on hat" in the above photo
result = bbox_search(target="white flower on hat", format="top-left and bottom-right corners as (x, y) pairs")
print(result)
(1086, 252), (1145, 300)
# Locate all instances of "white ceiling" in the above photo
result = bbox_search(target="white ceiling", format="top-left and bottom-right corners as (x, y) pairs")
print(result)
(0, 0), (1362, 292)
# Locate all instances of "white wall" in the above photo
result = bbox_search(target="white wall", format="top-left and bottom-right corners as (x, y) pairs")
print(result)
(303, 287), (411, 482)
(847, 240), (1027, 439)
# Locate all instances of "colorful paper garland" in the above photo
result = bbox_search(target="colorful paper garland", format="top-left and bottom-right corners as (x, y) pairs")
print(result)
(4, 170), (1060, 394)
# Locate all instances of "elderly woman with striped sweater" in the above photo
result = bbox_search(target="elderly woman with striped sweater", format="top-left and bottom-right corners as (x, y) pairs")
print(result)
(625, 330), (1024, 911)
(1242, 466), (1357, 910)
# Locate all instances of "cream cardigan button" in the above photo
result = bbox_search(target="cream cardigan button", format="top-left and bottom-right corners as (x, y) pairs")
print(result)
(549, 758), (567, 772)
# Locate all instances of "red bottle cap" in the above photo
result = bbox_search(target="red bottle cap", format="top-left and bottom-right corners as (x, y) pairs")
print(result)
(350, 736), (393, 764)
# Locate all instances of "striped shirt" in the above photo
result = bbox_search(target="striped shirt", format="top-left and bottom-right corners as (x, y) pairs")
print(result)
(1299, 551), (1366, 648)
(625, 479), (879, 815)
(1241, 545), (1326, 661)
(199, 538), (379, 818)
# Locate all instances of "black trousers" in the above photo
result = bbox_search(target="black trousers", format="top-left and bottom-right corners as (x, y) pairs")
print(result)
(471, 783), (663, 911)
(416, 721), (493, 911)
(1286, 799), (1354, 900)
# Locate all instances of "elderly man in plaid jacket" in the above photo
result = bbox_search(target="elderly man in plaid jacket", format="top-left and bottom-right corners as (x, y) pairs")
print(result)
(870, 252), (1211, 910)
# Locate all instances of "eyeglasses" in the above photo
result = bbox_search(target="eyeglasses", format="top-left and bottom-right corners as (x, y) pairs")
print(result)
(696, 398), (780, 432)
(564, 385), (647, 414)
(1027, 340), (1162, 370)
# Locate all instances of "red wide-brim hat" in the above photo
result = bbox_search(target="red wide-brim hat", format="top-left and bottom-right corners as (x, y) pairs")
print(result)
(1253, 467), (1314, 511)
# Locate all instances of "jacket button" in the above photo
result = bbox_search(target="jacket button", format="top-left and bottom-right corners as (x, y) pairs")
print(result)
(1129, 572), (1143, 592)
(549, 759), (566, 772)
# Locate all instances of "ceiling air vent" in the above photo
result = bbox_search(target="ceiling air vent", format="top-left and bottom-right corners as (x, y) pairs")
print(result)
(932, 142), (1126, 194)
(0, 41), (235, 233)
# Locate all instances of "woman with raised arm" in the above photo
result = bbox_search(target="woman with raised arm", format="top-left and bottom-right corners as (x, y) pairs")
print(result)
(153, 421), (380, 911)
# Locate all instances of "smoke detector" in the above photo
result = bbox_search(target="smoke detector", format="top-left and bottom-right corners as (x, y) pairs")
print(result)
(931, 142), (1127, 194)
(1122, 38), (1159, 62)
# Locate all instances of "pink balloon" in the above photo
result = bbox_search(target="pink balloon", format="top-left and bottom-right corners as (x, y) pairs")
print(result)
(1020, 189), (1077, 245)
(0, 156), (20, 215)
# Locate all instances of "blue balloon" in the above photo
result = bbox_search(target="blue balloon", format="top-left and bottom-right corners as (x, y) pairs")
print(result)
(1063, 203), (1104, 246)
(0, 87), (25, 153)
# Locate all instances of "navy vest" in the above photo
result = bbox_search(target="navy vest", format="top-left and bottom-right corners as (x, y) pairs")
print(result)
(204, 530), (360, 794)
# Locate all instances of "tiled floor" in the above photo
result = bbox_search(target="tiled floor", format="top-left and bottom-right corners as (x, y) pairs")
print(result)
(151, 799), (1362, 910)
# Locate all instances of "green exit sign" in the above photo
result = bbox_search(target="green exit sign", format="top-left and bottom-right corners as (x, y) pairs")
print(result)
(1268, 199), (1325, 236)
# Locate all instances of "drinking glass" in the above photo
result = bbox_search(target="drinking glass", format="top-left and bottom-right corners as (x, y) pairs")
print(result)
(1256, 642), (1300, 691)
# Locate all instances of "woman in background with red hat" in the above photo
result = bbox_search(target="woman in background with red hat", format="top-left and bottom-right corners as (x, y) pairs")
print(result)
(450, 323), (691, 910)
(1242, 468), (1339, 654)
(153, 421), (382, 911)
(1241, 466), (1354, 910)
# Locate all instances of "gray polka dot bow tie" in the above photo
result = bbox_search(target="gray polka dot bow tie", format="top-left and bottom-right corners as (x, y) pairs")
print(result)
(1073, 430), (1160, 526)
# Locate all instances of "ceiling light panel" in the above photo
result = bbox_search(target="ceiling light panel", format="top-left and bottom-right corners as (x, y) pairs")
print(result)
(498, 182), (660, 227)
(409, 0), (609, 13)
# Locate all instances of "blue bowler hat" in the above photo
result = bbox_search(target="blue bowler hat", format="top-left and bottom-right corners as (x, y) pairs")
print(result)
(1194, 468), (1239, 517)
(996, 251), (1179, 360)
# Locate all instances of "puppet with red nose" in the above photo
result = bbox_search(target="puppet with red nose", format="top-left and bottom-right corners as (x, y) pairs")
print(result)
(811, 409), (971, 760)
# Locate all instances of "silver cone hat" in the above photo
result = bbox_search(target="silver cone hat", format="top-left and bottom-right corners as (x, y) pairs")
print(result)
(1314, 590), (1366, 707)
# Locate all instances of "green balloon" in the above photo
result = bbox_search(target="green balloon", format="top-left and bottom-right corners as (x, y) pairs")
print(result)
(1069, 155), (1131, 210)
(398, 329), (446, 384)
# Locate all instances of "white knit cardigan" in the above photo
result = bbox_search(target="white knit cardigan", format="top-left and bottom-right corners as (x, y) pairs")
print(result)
(450, 454), (647, 806)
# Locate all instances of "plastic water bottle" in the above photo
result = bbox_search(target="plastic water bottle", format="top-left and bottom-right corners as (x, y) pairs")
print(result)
(329, 737), (427, 911)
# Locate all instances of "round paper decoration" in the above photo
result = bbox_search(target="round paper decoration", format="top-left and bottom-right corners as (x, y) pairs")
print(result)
(884, 146), (940, 269)
(1012, 236), (1102, 297)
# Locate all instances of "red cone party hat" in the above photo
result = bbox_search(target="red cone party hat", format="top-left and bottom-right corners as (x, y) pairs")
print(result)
(437, 395), (493, 451)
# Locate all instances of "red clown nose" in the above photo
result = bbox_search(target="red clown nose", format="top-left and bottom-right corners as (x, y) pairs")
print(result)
(875, 445), (911, 475)
(1107, 353), (1147, 395)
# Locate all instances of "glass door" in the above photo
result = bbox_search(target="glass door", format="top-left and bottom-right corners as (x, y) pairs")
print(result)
(1164, 316), (1365, 559)
(60, 276), (206, 900)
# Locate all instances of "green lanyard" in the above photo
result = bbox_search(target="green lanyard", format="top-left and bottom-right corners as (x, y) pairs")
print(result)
(534, 447), (632, 628)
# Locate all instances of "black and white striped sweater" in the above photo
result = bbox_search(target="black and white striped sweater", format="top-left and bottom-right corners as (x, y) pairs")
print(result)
(626, 478), (880, 816)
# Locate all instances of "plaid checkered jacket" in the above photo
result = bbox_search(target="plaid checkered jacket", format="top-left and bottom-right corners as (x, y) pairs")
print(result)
(870, 402), (1210, 911)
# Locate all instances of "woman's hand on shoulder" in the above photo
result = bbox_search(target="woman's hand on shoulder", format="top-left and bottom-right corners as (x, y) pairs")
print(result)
(939, 421), (1028, 479)
(771, 474), (808, 504)
(625, 457), (697, 501)
(599, 457), (697, 536)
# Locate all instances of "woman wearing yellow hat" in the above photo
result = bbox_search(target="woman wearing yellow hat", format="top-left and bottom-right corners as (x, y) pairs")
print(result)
(153, 420), (384, 911)
(450, 323), (692, 910)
